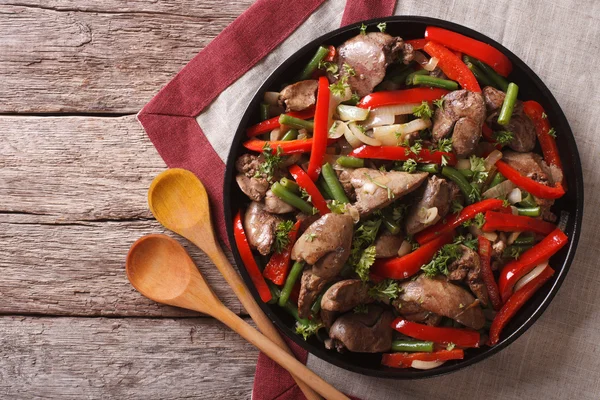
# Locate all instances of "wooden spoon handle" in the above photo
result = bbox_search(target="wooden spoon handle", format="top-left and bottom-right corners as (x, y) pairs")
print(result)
(215, 305), (348, 400)
(191, 233), (321, 400)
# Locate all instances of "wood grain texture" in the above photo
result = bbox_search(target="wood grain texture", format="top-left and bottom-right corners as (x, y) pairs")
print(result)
(0, 316), (257, 399)
(1, 115), (163, 220)
(0, 214), (244, 317)
(0, 0), (254, 114)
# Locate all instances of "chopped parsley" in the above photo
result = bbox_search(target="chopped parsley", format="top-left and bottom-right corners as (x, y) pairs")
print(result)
(421, 244), (463, 277)
(433, 97), (445, 111)
(392, 204), (409, 223)
(343, 62), (356, 76)
(300, 188), (311, 202)
(451, 200), (464, 214)
(441, 155), (449, 167)
(355, 245), (377, 281)
(360, 23), (368, 35)
(541, 112), (548, 119)
(368, 279), (402, 302)
(506, 245), (528, 260)
(305, 233), (317, 242)
(327, 200), (347, 214)
(412, 101), (433, 119)
(446, 342), (456, 351)
(353, 304), (369, 314)
(329, 76), (350, 97)
(274, 220), (295, 253)
(454, 234), (478, 251)
(255, 142), (283, 182)
(548, 127), (557, 138)
(469, 155), (488, 184)
(494, 130), (514, 146)
(502, 198), (511, 208)
(295, 320), (323, 341)
(401, 159), (418, 173)
(468, 183), (481, 203)
(318, 60), (339, 76)
(462, 212), (486, 229)
(405, 139), (423, 156)
(437, 138), (453, 153)
(377, 22), (387, 33)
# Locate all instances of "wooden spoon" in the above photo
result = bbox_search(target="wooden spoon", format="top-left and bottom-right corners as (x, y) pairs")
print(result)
(126, 234), (348, 400)
(147, 168), (322, 400)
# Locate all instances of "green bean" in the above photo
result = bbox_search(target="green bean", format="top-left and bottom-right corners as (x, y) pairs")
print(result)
(336, 156), (364, 168)
(408, 74), (459, 91)
(267, 282), (281, 305)
(458, 168), (474, 178)
(281, 300), (310, 325)
(278, 261), (304, 307)
(417, 163), (440, 174)
(281, 129), (298, 141)
(391, 340), (434, 353)
(463, 59), (495, 88)
(321, 163), (350, 204)
(442, 166), (475, 204)
(497, 83), (519, 125)
(297, 46), (329, 81)
(271, 182), (314, 215)
(279, 177), (300, 193)
(381, 208), (401, 235)
(279, 114), (314, 131)
(519, 192), (538, 208)
(514, 234), (535, 245)
(260, 103), (270, 121)
(489, 172), (506, 188)
(316, 175), (334, 200)
(404, 69), (429, 85)
(516, 206), (541, 217)
(463, 55), (509, 91)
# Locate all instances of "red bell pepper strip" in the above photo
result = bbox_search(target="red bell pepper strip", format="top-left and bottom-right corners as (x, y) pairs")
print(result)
(324, 45), (336, 62)
(381, 349), (465, 368)
(233, 210), (272, 303)
(357, 88), (449, 109)
(482, 211), (556, 236)
(349, 145), (457, 166)
(262, 220), (301, 285)
(522, 101), (563, 172)
(495, 160), (566, 199)
(243, 138), (334, 155)
(498, 228), (567, 302)
(415, 199), (508, 245)
(406, 38), (428, 50)
(391, 318), (480, 348)
(425, 26), (513, 77)
(288, 165), (330, 215)
(423, 41), (481, 92)
(489, 265), (555, 345)
(246, 109), (315, 137)
(371, 231), (455, 280)
(307, 76), (331, 181)
(478, 236), (503, 311)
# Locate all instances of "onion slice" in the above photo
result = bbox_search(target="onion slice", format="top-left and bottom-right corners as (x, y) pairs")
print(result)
(397, 240), (412, 257)
(360, 109), (396, 130)
(372, 103), (423, 115)
(349, 122), (382, 146)
(337, 104), (370, 121)
(423, 56), (439, 72)
(418, 207), (439, 225)
(372, 118), (431, 146)
(482, 179), (516, 199)
(411, 360), (446, 370)
(485, 150), (503, 169)
(328, 121), (346, 139)
(507, 188), (522, 204)
(514, 261), (549, 292)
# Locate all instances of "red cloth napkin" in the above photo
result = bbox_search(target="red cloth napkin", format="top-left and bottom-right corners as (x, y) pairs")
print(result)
(138, 1), (397, 398)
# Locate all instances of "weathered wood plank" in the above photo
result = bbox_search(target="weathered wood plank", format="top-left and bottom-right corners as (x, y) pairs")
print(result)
(0, 115), (165, 221)
(0, 216), (243, 317)
(0, 0), (254, 113)
(0, 316), (256, 399)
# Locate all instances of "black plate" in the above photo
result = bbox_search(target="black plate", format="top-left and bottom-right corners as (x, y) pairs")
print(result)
(224, 16), (583, 378)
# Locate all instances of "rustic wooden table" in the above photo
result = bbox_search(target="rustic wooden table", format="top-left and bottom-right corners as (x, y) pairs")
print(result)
(0, 1), (261, 398)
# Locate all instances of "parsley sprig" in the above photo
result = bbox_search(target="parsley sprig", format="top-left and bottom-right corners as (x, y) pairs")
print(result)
(274, 220), (295, 253)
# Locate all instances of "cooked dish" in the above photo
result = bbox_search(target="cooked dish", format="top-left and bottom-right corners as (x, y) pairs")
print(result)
(232, 23), (568, 370)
